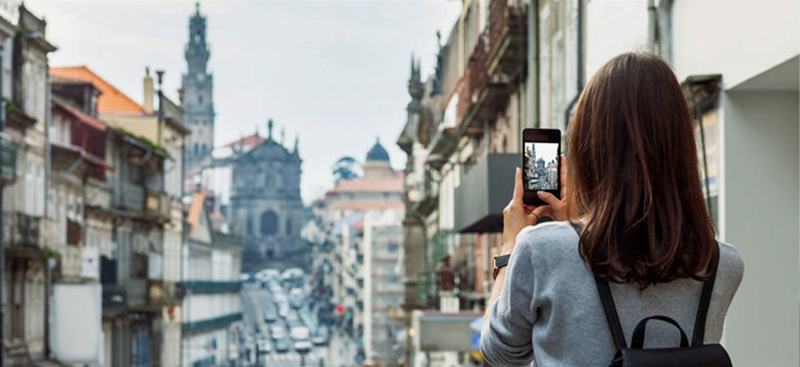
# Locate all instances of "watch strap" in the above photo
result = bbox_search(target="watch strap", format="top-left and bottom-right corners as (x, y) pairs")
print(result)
(492, 254), (511, 280)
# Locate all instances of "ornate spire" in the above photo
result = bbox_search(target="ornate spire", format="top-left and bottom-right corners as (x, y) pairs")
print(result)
(408, 54), (424, 101)
(281, 126), (285, 146)
(293, 135), (299, 156)
(267, 119), (274, 140)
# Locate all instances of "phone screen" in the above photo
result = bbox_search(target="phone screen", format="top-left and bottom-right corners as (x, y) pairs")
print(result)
(523, 142), (559, 191)
(522, 128), (561, 206)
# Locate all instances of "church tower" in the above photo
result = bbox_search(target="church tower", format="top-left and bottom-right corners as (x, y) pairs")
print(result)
(182, 2), (215, 172)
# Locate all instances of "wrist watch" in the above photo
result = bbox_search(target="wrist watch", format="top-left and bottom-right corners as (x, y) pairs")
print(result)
(492, 254), (511, 280)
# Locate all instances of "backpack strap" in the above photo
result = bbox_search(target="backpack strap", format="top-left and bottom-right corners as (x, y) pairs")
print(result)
(595, 278), (628, 350)
(691, 242), (721, 346)
(631, 315), (690, 349)
(572, 225), (628, 349)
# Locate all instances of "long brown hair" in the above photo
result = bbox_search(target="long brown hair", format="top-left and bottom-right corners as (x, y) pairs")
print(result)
(568, 53), (715, 288)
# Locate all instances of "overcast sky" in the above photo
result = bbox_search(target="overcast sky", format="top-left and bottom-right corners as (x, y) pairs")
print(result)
(28, 0), (460, 203)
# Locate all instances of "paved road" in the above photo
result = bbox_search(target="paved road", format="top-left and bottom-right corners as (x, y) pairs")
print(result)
(242, 284), (343, 367)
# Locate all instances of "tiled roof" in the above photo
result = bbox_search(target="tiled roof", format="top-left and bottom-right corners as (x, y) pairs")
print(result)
(50, 66), (144, 114)
(330, 178), (403, 193)
(186, 192), (206, 236)
(222, 134), (265, 149)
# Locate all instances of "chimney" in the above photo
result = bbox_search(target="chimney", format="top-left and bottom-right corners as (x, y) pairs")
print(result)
(143, 66), (154, 114)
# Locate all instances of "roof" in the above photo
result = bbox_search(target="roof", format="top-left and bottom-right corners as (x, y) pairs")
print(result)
(329, 178), (403, 194)
(50, 66), (144, 114)
(51, 97), (107, 132)
(366, 137), (390, 162)
(186, 192), (206, 236)
(222, 134), (265, 149)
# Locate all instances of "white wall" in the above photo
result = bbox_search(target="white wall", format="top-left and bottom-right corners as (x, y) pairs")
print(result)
(183, 293), (241, 324)
(671, 1), (799, 87)
(721, 90), (799, 366)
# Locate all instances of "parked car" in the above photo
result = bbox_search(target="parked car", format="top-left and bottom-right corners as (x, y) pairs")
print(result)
(274, 337), (290, 353)
(270, 325), (287, 341)
(257, 338), (272, 354)
(263, 308), (278, 323)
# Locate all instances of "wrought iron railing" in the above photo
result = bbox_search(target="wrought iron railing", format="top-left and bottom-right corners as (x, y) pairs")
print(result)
(3, 213), (41, 247)
(0, 133), (17, 185)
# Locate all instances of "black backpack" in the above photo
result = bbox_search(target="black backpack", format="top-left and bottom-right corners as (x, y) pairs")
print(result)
(594, 242), (733, 366)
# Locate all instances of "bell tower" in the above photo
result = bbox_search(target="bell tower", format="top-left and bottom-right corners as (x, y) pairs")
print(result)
(182, 2), (215, 173)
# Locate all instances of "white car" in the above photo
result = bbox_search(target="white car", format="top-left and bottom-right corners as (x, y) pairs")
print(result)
(257, 339), (272, 354)
(293, 339), (312, 353)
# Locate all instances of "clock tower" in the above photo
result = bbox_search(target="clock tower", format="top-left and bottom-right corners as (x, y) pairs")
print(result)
(182, 2), (215, 172)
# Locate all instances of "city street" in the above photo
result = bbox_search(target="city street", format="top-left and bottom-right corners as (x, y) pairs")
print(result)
(242, 281), (355, 367)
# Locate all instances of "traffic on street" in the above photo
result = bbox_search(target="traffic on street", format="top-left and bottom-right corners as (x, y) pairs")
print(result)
(241, 268), (352, 367)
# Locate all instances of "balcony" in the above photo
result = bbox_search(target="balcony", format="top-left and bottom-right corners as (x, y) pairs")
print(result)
(102, 284), (127, 315)
(454, 154), (518, 233)
(182, 312), (243, 335)
(4, 213), (41, 247)
(486, 0), (528, 80)
(4, 107), (36, 132)
(356, 277), (364, 288)
(0, 133), (17, 185)
(413, 169), (438, 217)
(145, 191), (171, 222)
(183, 280), (242, 293)
(119, 181), (145, 211)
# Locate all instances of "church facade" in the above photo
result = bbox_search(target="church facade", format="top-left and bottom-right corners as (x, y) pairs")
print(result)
(181, 3), (215, 172)
(229, 121), (305, 271)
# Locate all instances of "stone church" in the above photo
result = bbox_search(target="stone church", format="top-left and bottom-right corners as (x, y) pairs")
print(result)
(182, 3), (215, 173)
(229, 120), (305, 271)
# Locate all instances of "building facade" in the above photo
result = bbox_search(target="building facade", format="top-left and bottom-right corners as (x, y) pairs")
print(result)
(229, 120), (304, 272)
(182, 3), (215, 173)
(182, 192), (243, 367)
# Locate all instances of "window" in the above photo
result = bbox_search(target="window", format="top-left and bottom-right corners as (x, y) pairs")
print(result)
(260, 211), (278, 236)
(286, 217), (292, 235)
(198, 95), (203, 105)
(194, 143), (199, 156)
(202, 143), (207, 155)
(246, 216), (253, 236)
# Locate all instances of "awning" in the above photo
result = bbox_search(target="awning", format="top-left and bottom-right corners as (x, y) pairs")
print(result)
(454, 154), (519, 233)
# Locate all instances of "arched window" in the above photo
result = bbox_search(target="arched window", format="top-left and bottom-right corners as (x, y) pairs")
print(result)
(286, 217), (292, 235)
(194, 143), (199, 156)
(198, 95), (203, 105)
(260, 211), (278, 236)
(246, 216), (253, 236)
(202, 143), (207, 155)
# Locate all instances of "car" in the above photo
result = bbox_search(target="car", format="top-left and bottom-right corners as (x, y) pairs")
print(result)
(290, 326), (310, 342)
(311, 327), (328, 346)
(293, 339), (312, 353)
(257, 338), (272, 354)
(289, 288), (304, 308)
(263, 309), (278, 323)
(273, 337), (290, 353)
(270, 326), (287, 341)
(277, 302), (290, 318)
(286, 310), (300, 323)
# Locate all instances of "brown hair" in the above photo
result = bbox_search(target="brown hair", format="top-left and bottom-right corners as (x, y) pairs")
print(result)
(568, 53), (715, 288)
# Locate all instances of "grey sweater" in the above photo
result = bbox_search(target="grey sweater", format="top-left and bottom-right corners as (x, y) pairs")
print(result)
(480, 221), (744, 367)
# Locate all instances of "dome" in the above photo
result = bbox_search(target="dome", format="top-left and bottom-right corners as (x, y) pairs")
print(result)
(366, 137), (390, 162)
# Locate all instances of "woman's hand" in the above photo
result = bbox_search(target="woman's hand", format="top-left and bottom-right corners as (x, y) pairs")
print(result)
(502, 167), (551, 254)
(536, 155), (576, 222)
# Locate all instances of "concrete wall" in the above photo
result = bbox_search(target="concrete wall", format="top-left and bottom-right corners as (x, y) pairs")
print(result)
(721, 90), (799, 366)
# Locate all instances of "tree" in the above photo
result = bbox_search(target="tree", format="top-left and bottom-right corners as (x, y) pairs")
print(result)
(331, 156), (362, 185)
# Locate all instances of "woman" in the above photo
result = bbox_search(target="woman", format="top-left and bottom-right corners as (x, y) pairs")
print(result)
(480, 53), (744, 366)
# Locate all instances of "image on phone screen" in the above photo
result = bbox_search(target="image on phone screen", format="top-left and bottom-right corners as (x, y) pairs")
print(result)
(523, 142), (559, 191)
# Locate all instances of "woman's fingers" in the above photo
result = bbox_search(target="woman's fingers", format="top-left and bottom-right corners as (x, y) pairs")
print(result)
(537, 191), (561, 207)
(512, 167), (524, 202)
(526, 205), (551, 225)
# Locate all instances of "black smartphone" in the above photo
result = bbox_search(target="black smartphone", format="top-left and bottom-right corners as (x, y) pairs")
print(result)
(522, 128), (561, 206)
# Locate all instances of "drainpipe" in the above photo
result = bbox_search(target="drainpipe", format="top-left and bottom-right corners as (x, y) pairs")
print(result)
(659, 0), (674, 64)
(528, 0), (539, 128)
(563, 0), (584, 133)
(647, 0), (658, 53)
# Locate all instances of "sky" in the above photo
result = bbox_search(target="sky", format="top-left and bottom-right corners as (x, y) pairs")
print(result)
(526, 142), (559, 163)
(28, 0), (461, 204)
